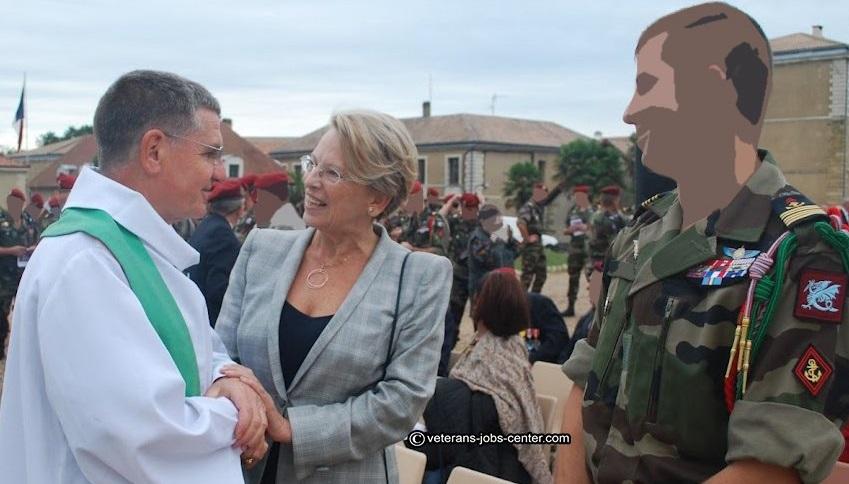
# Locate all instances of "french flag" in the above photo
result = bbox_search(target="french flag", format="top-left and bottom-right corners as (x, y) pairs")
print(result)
(13, 83), (24, 152)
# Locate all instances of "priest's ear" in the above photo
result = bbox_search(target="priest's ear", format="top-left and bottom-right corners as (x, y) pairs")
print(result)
(137, 128), (169, 175)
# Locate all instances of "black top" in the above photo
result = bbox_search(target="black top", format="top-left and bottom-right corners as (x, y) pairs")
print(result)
(279, 300), (333, 389)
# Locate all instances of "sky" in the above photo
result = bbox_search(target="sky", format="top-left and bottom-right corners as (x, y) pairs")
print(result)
(2, 0), (847, 150)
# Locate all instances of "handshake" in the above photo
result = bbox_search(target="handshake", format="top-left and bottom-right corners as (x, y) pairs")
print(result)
(205, 364), (291, 468)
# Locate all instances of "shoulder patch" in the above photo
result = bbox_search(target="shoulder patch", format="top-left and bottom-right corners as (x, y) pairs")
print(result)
(771, 186), (827, 228)
(793, 344), (833, 397)
(795, 269), (847, 323)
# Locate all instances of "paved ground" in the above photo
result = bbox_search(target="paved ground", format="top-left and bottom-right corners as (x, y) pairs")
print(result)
(456, 269), (593, 350)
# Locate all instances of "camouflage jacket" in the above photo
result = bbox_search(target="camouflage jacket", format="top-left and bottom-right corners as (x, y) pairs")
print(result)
(563, 152), (849, 484)
(447, 215), (477, 266)
(408, 210), (450, 257)
(0, 209), (26, 292)
(384, 211), (412, 242)
(518, 200), (545, 238)
(468, 225), (518, 294)
(565, 205), (593, 253)
(588, 209), (627, 260)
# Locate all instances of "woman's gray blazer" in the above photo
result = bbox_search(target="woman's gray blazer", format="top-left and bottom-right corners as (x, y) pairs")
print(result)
(215, 225), (452, 483)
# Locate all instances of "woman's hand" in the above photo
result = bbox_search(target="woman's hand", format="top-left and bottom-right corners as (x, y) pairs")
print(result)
(221, 365), (293, 444)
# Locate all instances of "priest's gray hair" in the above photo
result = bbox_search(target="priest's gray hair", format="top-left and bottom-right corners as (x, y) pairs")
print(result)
(94, 70), (220, 171)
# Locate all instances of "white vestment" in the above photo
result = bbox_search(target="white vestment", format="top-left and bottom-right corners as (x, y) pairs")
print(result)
(0, 167), (244, 483)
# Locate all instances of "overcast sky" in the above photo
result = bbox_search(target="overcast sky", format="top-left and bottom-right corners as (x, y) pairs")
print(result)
(2, 0), (847, 150)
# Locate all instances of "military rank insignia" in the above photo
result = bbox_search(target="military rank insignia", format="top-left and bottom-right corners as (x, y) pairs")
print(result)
(793, 345), (833, 396)
(686, 246), (760, 286)
(794, 269), (847, 323)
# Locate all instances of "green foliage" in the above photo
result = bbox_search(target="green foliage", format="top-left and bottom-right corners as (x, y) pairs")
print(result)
(555, 138), (625, 194)
(289, 168), (305, 206)
(38, 124), (93, 147)
(503, 161), (541, 210)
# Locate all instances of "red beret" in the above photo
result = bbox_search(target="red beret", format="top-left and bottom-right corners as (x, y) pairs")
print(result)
(254, 171), (288, 190)
(410, 180), (422, 195)
(57, 173), (77, 190)
(427, 187), (440, 198)
(207, 180), (244, 203)
(48, 196), (60, 208)
(460, 193), (480, 208)
(9, 188), (25, 201)
(572, 185), (590, 194)
(31, 193), (44, 208)
(600, 185), (621, 195)
(240, 173), (258, 189)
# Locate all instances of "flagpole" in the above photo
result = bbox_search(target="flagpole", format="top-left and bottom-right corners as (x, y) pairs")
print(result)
(23, 73), (28, 168)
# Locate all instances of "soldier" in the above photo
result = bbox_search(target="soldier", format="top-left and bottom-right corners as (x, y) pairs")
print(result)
(446, 193), (478, 323)
(563, 185), (593, 316)
(0, 190), (32, 349)
(404, 189), (452, 257)
(41, 196), (61, 229)
(557, 4), (849, 483)
(426, 187), (442, 213)
(517, 182), (562, 292)
(468, 204), (518, 300)
(22, 193), (45, 246)
(587, 184), (627, 276)
(234, 173), (257, 243)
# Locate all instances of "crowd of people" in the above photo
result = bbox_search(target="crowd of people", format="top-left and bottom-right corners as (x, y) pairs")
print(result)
(2, 2), (849, 484)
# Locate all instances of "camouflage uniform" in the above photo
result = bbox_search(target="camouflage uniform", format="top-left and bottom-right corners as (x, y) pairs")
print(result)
(407, 209), (450, 258)
(0, 209), (26, 313)
(234, 208), (256, 244)
(20, 210), (42, 247)
(588, 208), (627, 274)
(517, 200), (547, 292)
(40, 209), (60, 231)
(565, 205), (593, 309)
(563, 152), (849, 483)
(447, 215), (476, 323)
(467, 225), (518, 297)
(383, 210), (412, 243)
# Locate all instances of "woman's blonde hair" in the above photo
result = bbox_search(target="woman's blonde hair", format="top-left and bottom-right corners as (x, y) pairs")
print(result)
(330, 109), (418, 217)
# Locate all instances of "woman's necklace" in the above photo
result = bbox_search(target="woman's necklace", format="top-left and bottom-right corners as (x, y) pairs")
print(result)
(305, 253), (351, 289)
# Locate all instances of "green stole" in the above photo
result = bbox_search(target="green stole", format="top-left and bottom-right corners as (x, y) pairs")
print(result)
(42, 207), (201, 397)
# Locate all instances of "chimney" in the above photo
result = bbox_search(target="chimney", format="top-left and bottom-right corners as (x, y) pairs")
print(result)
(222, 118), (233, 127)
(422, 101), (431, 118)
(812, 25), (823, 37)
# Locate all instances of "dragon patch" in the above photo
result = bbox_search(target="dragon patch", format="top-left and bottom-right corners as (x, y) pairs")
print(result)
(795, 269), (847, 323)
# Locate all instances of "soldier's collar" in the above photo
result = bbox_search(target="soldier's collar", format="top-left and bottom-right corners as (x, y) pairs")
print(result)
(713, 150), (785, 242)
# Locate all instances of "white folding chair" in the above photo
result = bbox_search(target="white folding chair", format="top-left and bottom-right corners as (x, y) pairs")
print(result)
(531, 361), (574, 433)
(536, 393), (557, 436)
(446, 466), (516, 483)
(394, 443), (427, 484)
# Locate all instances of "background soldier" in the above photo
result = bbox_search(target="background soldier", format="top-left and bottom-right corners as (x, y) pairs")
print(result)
(41, 196), (61, 229)
(0, 191), (32, 355)
(234, 173), (257, 242)
(468, 204), (518, 301)
(517, 182), (562, 292)
(447, 193), (479, 325)
(563, 185), (592, 316)
(587, 184), (626, 274)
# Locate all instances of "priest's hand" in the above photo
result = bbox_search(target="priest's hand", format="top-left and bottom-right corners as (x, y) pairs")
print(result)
(221, 364), (293, 444)
(205, 376), (269, 465)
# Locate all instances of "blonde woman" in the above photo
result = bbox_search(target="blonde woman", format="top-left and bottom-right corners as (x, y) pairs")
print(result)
(216, 110), (452, 483)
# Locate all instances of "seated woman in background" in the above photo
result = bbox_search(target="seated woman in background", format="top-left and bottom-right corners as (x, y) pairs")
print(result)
(415, 269), (553, 484)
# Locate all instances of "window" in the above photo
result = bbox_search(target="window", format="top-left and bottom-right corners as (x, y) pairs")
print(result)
(538, 159), (546, 180)
(294, 162), (302, 177)
(417, 157), (427, 183)
(228, 164), (240, 178)
(447, 156), (461, 186)
(224, 155), (244, 179)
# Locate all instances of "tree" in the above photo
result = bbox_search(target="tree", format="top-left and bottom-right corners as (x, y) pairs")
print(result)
(554, 138), (625, 194)
(503, 161), (541, 210)
(37, 124), (93, 147)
